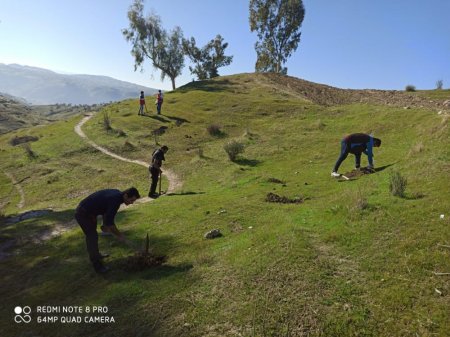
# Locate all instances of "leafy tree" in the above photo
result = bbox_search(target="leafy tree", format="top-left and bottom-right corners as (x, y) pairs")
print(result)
(249, 0), (305, 74)
(182, 35), (233, 80)
(122, 0), (184, 89)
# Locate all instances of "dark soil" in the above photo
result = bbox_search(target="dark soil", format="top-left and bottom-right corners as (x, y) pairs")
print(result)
(265, 192), (303, 204)
(267, 178), (285, 184)
(123, 252), (167, 272)
(260, 73), (450, 111)
(343, 167), (374, 179)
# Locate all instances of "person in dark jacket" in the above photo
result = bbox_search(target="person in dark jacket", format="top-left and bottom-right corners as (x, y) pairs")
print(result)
(75, 187), (140, 273)
(331, 133), (381, 177)
(156, 90), (163, 115)
(148, 145), (168, 198)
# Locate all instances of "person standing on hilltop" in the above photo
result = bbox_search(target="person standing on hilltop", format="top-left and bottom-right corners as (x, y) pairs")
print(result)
(138, 91), (146, 115)
(331, 133), (381, 177)
(148, 145), (168, 198)
(156, 90), (164, 115)
(75, 187), (140, 273)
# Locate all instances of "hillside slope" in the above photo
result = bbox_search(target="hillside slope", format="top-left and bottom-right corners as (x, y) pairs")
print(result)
(0, 73), (448, 337)
(0, 93), (41, 134)
(0, 63), (157, 104)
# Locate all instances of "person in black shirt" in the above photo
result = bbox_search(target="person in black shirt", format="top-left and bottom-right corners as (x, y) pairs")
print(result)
(331, 133), (381, 177)
(148, 145), (169, 198)
(75, 187), (140, 273)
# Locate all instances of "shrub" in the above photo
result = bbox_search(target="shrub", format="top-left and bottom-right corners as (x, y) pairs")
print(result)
(389, 171), (407, 197)
(102, 112), (112, 131)
(207, 124), (222, 137)
(409, 142), (424, 156)
(436, 79), (443, 90)
(405, 85), (416, 92)
(197, 147), (204, 158)
(346, 188), (369, 212)
(123, 140), (136, 151)
(224, 140), (245, 161)
(314, 119), (326, 130)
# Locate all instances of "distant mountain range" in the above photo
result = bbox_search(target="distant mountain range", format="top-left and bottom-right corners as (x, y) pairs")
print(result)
(0, 63), (157, 105)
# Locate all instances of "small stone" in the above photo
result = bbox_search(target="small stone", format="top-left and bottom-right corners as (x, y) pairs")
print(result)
(204, 229), (222, 239)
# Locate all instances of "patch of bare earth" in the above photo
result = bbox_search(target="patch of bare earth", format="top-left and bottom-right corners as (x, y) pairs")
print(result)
(259, 73), (450, 111)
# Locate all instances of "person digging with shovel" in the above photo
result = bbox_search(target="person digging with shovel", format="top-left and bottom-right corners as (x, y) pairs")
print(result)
(75, 187), (140, 273)
(331, 133), (381, 178)
(148, 145), (168, 198)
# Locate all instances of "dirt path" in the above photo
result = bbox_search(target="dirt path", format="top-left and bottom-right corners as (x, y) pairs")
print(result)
(74, 113), (182, 203)
(3, 171), (25, 209)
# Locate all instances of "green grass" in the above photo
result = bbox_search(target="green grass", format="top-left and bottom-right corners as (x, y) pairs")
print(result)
(0, 73), (449, 336)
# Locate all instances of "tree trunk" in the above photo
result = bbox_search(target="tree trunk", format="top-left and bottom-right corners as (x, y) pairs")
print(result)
(170, 77), (176, 90)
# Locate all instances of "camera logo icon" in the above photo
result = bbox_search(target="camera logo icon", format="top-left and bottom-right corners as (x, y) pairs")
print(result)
(14, 306), (31, 323)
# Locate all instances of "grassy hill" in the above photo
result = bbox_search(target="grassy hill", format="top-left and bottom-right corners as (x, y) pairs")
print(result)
(0, 73), (449, 337)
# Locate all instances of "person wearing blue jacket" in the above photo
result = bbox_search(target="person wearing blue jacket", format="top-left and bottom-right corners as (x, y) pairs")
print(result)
(331, 133), (381, 177)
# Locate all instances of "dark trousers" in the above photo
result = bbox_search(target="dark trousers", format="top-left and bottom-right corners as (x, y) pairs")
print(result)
(138, 105), (144, 115)
(333, 140), (362, 172)
(149, 166), (160, 195)
(156, 102), (162, 114)
(75, 207), (101, 265)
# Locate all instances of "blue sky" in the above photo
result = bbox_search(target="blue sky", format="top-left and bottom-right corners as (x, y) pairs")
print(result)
(0, 0), (449, 91)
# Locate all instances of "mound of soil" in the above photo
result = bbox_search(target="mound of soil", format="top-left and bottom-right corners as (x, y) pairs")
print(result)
(267, 177), (285, 184)
(265, 192), (303, 204)
(123, 252), (167, 272)
(343, 167), (374, 179)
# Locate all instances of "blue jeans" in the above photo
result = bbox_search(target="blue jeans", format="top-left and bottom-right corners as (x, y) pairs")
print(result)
(333, 141), (362, 172)
(156, 102), (162, 114)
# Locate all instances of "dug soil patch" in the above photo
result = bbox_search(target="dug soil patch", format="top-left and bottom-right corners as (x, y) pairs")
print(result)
(265, 192), (303, 204)
(123, 251), (167, 272)
(343, 167), (374, 179)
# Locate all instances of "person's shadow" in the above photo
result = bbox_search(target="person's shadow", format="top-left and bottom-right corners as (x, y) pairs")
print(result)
(165, 191), (205, 196)
(374, 163), (395, 172)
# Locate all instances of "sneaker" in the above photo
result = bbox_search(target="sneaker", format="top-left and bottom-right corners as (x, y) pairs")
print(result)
(99, 253), (109, 259)
(331, 172), (341, 178)
(148, 193), (159, 199)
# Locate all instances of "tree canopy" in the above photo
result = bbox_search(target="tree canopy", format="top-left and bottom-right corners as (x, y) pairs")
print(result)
(122, 0), (184, 89)
(183, 35), (233, 80)
(249, 0), (305, 74)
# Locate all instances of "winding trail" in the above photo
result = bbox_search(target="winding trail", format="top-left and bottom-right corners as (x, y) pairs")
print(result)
(74, 113), (182, 203)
